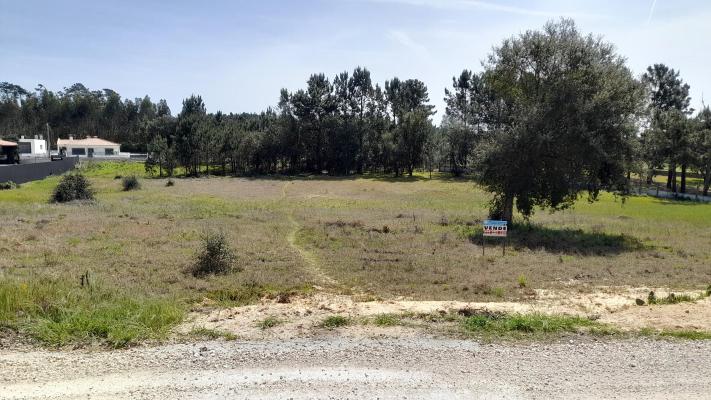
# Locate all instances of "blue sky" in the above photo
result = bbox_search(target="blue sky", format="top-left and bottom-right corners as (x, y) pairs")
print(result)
(2, 0), (710, 120)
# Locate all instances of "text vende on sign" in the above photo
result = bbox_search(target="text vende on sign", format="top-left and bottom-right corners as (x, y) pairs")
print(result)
(483, 220), (507, 237)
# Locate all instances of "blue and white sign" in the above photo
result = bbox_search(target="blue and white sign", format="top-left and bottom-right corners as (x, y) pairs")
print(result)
(483, 220), (507, 237)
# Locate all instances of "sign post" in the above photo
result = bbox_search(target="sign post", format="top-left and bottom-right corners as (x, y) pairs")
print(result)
(483, 220), (508, 256)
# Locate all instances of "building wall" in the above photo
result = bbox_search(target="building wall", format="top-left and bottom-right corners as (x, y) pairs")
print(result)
(18, 139), (47, 155)
(65, 145), (121, 157)
(0, 157), (78, 184)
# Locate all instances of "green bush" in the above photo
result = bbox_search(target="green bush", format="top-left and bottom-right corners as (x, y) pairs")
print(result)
(51, 173), (94, 203)
(191, 232), (237, 277)
(0, 181), (18, 190)
(121, 175), (140, 191)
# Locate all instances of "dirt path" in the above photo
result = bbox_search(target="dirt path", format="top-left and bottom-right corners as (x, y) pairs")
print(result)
(281, 181), (339, 287)
(2, 336), (710, 399)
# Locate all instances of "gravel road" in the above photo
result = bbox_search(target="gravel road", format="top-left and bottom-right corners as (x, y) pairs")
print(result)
(2, 336), (710, 399)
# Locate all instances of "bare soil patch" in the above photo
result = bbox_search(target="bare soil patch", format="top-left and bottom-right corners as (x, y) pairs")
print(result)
(183, 287), (711, 338)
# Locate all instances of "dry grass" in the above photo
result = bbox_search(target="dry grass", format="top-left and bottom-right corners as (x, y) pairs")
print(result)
(1, 161), (710, 345)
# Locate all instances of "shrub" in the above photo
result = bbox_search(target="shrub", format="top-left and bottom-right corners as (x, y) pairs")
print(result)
(517, 274), (527, 288)
(165, 179), (175, 187)
(121, 175), (140, 191)
(0, 181), (18, 190)
(191, 232), (237, 277)
(51, 173), (94, 203)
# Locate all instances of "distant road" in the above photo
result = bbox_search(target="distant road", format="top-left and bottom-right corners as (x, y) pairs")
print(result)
(2, 336), (710, 399)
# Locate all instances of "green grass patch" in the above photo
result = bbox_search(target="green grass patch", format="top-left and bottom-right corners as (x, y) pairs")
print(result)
(79, 160), (147, 178)
(660, 330), (711, 340)
(256, 316), (282, 330)
(460, 312), (597, 336)
(372, 313), (401, 327)
(0, 279), (183, 348)
(189, 327), (238, 341)
(647, 290), (708, 305)
(320, 315), (349, 329)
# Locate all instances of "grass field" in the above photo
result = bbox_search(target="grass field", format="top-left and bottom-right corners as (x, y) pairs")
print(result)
(1, 161), (710, 346)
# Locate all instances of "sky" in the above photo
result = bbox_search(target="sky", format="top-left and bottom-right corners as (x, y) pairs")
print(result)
(2, 0), (710, 122)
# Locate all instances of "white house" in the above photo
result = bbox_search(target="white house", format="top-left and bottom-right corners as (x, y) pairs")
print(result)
(18, 136), (48, 157)
(57, 136), (121, 157)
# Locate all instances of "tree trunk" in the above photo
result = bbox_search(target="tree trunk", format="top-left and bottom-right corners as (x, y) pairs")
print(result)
(680, 164), (687, 193)
(501, 194), (514, 223)
(668, 164), (677, 193)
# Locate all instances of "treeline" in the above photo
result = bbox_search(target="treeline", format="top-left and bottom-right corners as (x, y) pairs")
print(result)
(0, 82), (170, 152)
(144, 70), (439, 177)
(2, 20), (710, 210)
(637, 64), (711, 195)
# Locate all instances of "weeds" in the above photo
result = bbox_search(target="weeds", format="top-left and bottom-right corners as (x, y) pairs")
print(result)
(320, 315), (349, 329)
(647, 290), (707, 305)
(461, 312), (596, 336)
(257, 316), (282, 329)
(0, 279), (183, 348)
(517, 274), (527, 288)
(492, 287), (505, 298)
(373, 313), (401, 327)
(190, 327), (237, 340)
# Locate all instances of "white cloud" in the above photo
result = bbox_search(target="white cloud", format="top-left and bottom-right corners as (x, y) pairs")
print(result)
(387, 29), (429, 56)
(355, 0), (607, 19)
(646, 0), (657, 25)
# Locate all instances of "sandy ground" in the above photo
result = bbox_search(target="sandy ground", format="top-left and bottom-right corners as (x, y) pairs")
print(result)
(184, 287), (711, 339)
(2, 336), (711, 399)
(3, 288), (710, 399)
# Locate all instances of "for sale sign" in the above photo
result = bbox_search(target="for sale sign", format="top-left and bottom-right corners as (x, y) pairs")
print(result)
(483, 220), (507, 237)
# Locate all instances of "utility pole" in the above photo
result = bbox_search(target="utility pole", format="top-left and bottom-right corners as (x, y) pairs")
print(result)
(46, 123), (51, 157)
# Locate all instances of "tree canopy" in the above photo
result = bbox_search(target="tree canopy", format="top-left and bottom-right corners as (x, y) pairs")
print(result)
(460, 19), (645, 221)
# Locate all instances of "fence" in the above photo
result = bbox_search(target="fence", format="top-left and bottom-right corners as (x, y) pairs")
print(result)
(0, 157), (79, 184)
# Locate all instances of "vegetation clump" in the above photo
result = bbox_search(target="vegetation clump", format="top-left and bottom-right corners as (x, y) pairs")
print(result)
(51, 173), (94, 203)
(320, 315), (349, 329)
(121, 175), (140, 191)
(257, 316), (282, 330)
(0, 279), (183, 348)
(190, 232), (237, 277)
(647, 290), (708, 305)
(0, 181), (18, 190)
(373, 314), (401, 327)
(460, 312), (597, 336)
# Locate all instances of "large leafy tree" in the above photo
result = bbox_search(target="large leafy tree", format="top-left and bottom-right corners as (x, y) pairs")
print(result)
(473, 19), (644, 222)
